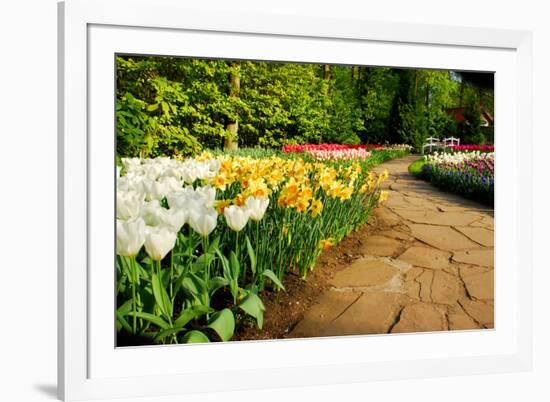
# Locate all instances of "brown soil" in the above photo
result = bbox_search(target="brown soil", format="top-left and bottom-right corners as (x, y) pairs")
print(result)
(233, 219), (378, 341)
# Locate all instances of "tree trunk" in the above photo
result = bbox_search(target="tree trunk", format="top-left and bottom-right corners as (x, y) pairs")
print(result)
(224, 62), (241, 150)
(352, 65), (360, 80)
(414, 70), (418, 106)
(320, 64), (332, 144)
(323, 64), (331, 80)
(425, 83), (430, 108)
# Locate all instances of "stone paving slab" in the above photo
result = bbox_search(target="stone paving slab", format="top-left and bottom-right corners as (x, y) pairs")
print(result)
(459, 266), (494, 300)
(454, 226), (495, 247)
(391, 208), (482, 226)
(390, 302), (448, 333)
(452, 249), (494, 267)
(323, 292), (411, 336)
(398, 246), (452, 270)
(330, 259), (400, 289)
(290, 291), (362, 338)
(359, 235), (407, 258)
(407, 223), (481, 251)
(290, 156), (494, 338)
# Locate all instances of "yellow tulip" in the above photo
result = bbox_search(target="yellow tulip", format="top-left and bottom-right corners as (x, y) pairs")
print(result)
(310, 199), (323, 217)
(378, 190), (389, 204)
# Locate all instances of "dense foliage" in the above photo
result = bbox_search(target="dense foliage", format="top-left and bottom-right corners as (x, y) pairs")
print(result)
(116, 56), (493, 158)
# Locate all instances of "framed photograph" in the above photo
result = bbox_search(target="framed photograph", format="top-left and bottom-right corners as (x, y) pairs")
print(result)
(58, 0), (533, 400)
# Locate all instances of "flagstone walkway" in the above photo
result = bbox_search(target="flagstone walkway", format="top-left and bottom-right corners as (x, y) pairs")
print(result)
(291, 155), (494, 337)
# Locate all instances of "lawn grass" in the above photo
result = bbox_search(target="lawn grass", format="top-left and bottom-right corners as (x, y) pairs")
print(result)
(408, 158), (426, 177)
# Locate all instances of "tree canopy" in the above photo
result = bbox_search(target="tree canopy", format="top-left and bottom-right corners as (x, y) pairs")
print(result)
(116, 55), (494, 158)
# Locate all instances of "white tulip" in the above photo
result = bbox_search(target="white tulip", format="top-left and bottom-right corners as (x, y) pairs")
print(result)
(188, 206), (218, 237)
(117, 174), (143, 193)
(139, 200), (166, 226)
(121, 157), (141, 172)
(116, 190), (144, 220)
(166, 188), (190, 210)
(165, 208), (187, 233)
(197, 185), (216, 208)
(116, 217), (146, 257)
(208, 159), (221, 173)
(144, 226), (177, 261)
(245, 196), (270, 222)
(142, 179), (167, 201)
(160, 176), (182, 194)
(181, 166), (200, 184)
(223, 205), (250, 232)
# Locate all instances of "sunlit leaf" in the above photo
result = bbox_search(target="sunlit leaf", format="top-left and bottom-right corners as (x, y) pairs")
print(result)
(207, 309), (235, 342)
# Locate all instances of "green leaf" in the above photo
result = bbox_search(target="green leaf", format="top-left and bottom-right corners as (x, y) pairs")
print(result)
(191, 253), (215, 273)
(188, 272), (207, 292)
(182, 330), (210, 344)
(262, 269), (286, 291)
(245, 235), (257, 276)
(131, 312), (170, 330)
(174, 305), (212, 327)
(117, 299), (134, 316)
(207, 308), (235, 342)
(207, 235), (221, 254)
(208, 276), (229, 297)
(229, 251), (240, 281)
(147, 103), (159, 112)
(116, 310), (133, 333)
(135, 260), (149, 281)
(239, 293), (265, 329)
(151, 273), (173, 318)
(173, 270), (187, 296)
(118, 256), (132, 284)
(154, 326), (184, 341)
(216, 250), (230, 278)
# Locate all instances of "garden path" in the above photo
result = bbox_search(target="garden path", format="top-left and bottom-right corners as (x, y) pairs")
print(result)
(290, 155), (494, 337)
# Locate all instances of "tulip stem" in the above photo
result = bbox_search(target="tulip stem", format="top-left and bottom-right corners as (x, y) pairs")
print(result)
(235, 231), (240, 260)
(255, 221), (261, 288)
(169, 241), (175, 300)
(187, 232), (193, 277)
(235, 230), (240, 281)
(156, 259), (161, 278)
(202, 236), (210, 307)
(131, 256), (137, 334)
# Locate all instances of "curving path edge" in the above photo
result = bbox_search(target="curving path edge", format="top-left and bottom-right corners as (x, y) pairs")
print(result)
(291, 155), (494, 337)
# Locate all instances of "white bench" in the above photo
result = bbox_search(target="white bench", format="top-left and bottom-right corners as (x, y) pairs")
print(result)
(421, 136), (460, 154)
(443, 136), (460, 147)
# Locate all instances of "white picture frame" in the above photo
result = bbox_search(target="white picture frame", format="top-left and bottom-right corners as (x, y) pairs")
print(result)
(58, 0), (533, 400)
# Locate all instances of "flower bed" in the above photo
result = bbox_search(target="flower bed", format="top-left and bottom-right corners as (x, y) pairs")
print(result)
(116, 150), (392, 345)
(450, 145), (494, 152)
(421, 151), (494, 205)
(304, 148), (372, 161)
(282, 144), (366, 153)
(282, 143), (412, 160)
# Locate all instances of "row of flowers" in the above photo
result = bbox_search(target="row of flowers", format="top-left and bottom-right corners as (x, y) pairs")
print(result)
(116, 150), (393, 345)
(421, 151), (494, 205)
(450, 145), (495, 152)
(304, 148), (372, 161)
(282, 143), (413, 160)
(282, 144), (366, 153)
